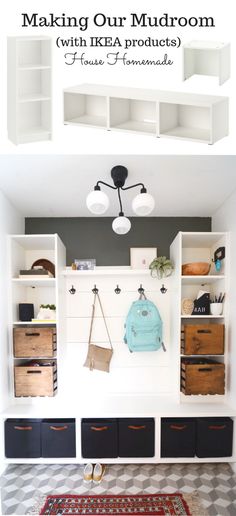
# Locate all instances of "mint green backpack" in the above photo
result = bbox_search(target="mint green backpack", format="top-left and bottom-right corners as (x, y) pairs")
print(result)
(124, 293), (165, 353)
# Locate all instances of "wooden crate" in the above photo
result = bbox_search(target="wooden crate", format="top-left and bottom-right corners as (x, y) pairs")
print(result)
(13, 327), (56, 358)
(181, 359), (225, 395)
(181, 324), (224, 355)
(14, 361), (57, 397)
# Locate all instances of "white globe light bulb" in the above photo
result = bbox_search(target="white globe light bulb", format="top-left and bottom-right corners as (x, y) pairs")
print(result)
(112, 216), (131, 235)
(86, 189), (109, 214)
(132, 193), (155, 216)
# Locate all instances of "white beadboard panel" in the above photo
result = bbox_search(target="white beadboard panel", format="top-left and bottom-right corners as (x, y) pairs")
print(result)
(67, 342), (170, 368)
(67, 311), (170, 348)
(64, 351), (171, 394)
(66, 288), (170, 319)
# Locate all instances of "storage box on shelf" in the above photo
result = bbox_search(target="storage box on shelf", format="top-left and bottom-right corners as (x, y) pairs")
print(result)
(9, 234), (66, 400)
(7, 36), (52, 144)
(183, 41), (230, 86)
(170, 232), (228, 402)
(63, 84), (229, 144)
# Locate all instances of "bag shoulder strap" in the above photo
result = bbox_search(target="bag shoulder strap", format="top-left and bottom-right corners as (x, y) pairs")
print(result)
(88, 292), (113, 350)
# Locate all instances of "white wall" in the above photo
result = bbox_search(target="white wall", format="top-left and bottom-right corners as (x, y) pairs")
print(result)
(0, 189), (24, 475)
(212, 189), (236, 408)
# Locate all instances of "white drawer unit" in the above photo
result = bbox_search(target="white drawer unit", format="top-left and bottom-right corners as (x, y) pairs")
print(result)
(7, 36), (52, 145)
(63, 84), (229, 144)
(183, 41), (230, 86)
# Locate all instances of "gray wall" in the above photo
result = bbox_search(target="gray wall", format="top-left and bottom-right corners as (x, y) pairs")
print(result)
(25, 217), (211, 266)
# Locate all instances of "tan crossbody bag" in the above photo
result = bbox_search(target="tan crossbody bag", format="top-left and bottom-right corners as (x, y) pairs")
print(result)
(83, 291), (113, 373)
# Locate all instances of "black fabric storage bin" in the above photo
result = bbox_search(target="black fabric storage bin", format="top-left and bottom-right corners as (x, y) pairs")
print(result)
(161, 418), (196, 458)
(118, 418), (154, 457)
(196, 418), (233, 457)
(81, 419), (118, 458)
(5, 419), (41, 458)
(41, 419), (76, 458)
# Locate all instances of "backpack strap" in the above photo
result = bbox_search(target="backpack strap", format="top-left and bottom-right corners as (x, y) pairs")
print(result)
(139, 291), (147, 300)
(88, 292), (113, 350)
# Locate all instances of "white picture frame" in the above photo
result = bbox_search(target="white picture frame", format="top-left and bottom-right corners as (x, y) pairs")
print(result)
(130, 247), (157, 269)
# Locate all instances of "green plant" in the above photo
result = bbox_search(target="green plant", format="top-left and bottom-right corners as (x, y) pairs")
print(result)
(149, 256), (174, 279)
(40, 304), (56, 310)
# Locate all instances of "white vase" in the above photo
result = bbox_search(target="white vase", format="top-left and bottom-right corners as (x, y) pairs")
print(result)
(210, 303), (223, 316)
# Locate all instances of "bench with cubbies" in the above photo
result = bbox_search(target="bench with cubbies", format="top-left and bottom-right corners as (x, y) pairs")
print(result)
(64, 84), (229, 144)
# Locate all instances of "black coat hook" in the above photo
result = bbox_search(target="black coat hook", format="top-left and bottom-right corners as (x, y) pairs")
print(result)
(160, 284), (167, 294)
(92, 284), (99, 294)
(138, 284), (145, 295)
(69, 285), (76, 294)
(114, 285), (121, 294)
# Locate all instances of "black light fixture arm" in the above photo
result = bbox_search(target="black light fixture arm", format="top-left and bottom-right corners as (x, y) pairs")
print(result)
(121, 182), (147, 193)
(95, 180), (117, 191)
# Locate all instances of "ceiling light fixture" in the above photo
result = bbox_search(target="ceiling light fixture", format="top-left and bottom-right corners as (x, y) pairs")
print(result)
(86, 166), (155, 234)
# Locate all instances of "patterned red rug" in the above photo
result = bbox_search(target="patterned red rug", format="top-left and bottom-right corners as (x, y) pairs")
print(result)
(37, 493), (205, 515)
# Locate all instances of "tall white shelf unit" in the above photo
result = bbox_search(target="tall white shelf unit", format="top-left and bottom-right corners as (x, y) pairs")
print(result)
(8, 234), (66, 401)
(170, 232), (229, 402)
(7, 36), (52, 145)
(1, 232), (236, 466)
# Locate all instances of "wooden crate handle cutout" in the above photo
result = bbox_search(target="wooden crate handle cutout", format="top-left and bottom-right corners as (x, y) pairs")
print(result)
(25, 332), (40, 337)
(27, 370), (42, 374)
(198, 368), (212, 372)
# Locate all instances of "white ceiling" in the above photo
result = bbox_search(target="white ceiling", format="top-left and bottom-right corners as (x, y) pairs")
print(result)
(0, 155), (235, 217)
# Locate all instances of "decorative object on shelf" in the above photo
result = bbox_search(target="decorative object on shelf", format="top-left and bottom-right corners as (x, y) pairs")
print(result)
(86, 166), (155, 235)
(71, 263), (77, 270)
(181, 324), (224, 355)
(35, 304), (56, 321)
(210, 293), (225, 315)
(74, 259), (96, 270)
(130, 247), (157, 269)
(160, 284), (167, 294)
(182, 262), (211, 276)
(19, 303), (34, 322)
(19, 267), (53, 279)
(149, 256), (174, 279)
(69, 285), (76, 295)
(212, 246), (225, 272)
(114, 285), (121, 294)
(31, 259), (55, 277)
(84, 291), (113, 373)
(192, 290), (210, 316)
(181, 298), (194, 315)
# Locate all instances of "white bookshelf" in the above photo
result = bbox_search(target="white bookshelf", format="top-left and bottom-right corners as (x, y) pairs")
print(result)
(170, 231), (229, 403)
(7, 36), (52, 145)
(183, 41), (230, 86)
(8, 234), (66, 400)
(64, 84), (229, 144)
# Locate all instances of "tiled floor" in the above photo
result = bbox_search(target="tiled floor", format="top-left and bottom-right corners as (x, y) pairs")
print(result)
(0, 462), (236, 515)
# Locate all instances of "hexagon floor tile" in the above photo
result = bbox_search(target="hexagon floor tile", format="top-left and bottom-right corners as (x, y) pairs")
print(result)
(0, 463), (236, 515)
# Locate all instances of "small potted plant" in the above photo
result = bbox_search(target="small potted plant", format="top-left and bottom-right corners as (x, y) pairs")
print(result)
(36, 304), (56, 320)
(149, 256), (174, 279)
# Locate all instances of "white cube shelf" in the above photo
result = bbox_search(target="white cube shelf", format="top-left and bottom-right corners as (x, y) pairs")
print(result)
(63, 84), (229, 144)
(7, 36), (52, 145)
(183, 41), (230, 86)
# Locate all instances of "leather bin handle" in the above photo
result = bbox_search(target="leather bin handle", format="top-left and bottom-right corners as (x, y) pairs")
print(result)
(14, 426), (32, 431)
(209, 425), (226, 430)
(170, 425), (187, 431)
(128, 425), (146, 430)
(50, 425), (68, 431)
(91, 426), (108, 432)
